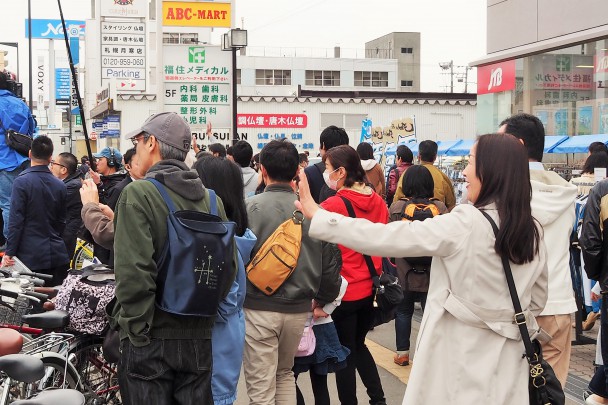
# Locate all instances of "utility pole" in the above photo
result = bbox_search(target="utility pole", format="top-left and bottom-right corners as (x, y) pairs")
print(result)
(464, 66), (472, 93)
(439, 60), (454, 93)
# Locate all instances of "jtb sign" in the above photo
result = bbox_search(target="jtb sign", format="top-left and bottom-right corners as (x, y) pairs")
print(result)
(477, 60), (516, 95)
(25, 19), (85, 39)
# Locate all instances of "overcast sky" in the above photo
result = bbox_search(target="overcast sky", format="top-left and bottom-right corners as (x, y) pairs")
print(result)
(0, 0), (487, 94)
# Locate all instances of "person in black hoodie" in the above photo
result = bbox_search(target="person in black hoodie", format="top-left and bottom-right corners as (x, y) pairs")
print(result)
(49, 152), (83, 263)
(105, 148), (141, 210)
(304, 126), (350, 204)
(88, 147), (126, 264)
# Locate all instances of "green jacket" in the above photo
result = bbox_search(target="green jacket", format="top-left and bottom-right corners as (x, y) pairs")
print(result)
(111, 160), (234, 347)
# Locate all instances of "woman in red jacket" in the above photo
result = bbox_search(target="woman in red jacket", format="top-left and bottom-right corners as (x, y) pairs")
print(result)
(319, 145), (389, 405)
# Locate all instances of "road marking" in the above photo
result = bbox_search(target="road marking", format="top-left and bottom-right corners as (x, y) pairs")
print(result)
(365, 338), (412, 385)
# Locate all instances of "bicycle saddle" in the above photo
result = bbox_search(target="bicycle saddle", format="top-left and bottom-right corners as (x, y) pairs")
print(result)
(0, 328), (23, 356)
(0, 354), (44, 382)
(21, 310), (69, 329)
(11, 389), (85, 405)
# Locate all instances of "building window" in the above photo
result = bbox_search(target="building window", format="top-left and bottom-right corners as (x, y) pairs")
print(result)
(354, 71), (388, 87)
(255, 69), (292, 85)
(401, 80), (413, 87)
(305, 70), (340, 86)
(162, 33), (199, 44)
(401, 47), (413, 54)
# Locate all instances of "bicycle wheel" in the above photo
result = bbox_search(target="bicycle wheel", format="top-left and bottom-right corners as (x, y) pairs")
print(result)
(71, 240), (94, 270)
(69, 336), (121, 404)
(15, 354), (82, 401)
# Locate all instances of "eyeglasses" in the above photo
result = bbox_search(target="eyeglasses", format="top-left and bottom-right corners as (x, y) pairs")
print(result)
(49, 160), (66, 169)
(130, 133), (150, 146)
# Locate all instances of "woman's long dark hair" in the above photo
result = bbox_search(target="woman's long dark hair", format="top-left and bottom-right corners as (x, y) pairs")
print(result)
(194, 157), (248, 236)
(582, 151), (608, 175)
(324, 145), (368, 188)
(474, 133), (540, 265)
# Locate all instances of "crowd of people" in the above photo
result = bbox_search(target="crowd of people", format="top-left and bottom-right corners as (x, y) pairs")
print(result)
(1, 63), (608, 404)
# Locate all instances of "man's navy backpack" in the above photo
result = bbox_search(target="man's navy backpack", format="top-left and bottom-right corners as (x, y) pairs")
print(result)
(148, 179), (236, 317)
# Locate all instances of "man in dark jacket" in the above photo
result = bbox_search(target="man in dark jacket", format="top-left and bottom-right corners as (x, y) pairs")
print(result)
(89, 147), (126, 264)
(244, 140), (341, 403)
(112, 112), (235, 404)
(580, 180), (608, 401)
(304, 126), (350, 203)
(1, 136), (69, 286)
(105, 147), (140, 210)
(49, 152), (82, 262)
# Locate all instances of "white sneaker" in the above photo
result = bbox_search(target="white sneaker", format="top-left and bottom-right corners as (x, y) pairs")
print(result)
(586, 394), (608, 405)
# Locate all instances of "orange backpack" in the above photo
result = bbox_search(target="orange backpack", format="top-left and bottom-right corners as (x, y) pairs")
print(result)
(246, 211), (304, 295)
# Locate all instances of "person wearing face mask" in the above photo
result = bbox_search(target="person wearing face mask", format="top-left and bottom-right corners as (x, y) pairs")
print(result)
(317, 145), (389, 405)
(294, 133), (548, 405)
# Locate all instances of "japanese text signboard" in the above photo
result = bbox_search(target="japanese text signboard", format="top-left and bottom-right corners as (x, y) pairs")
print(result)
(162, 1), (231, 27)
(532, 55), (593, 90)
(163, 45), (231, 136)
(101, 22), (146, 91)
(237, 114), (308, 128)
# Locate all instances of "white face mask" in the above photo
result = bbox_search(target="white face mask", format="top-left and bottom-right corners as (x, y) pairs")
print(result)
(323, 168), (339, 190)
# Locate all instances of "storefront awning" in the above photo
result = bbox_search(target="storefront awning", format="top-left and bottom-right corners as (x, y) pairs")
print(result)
(549, 134), (608, 154)
(445, 139), (475, 156)
(543, 136), (569, 153)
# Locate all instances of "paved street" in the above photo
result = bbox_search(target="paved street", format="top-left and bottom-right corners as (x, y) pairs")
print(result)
(235, 310), (598, 404)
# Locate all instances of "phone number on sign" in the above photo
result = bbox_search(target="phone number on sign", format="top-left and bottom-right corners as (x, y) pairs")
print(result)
(102, 58), (145, 67)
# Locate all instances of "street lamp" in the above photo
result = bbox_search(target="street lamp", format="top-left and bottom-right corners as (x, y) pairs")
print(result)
(222, 28), (247, 145)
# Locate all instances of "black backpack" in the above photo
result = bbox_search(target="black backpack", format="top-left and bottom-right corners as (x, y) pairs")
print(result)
(148, 179), (236, 317)
(400, 198), (440, 268)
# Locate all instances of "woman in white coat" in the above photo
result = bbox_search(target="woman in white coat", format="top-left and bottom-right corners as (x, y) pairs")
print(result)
(296, 133), (549, 404)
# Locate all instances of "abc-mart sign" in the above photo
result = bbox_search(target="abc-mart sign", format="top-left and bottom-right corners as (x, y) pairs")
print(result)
(477, 60), (516, 95)
(25, 19), (85, 39)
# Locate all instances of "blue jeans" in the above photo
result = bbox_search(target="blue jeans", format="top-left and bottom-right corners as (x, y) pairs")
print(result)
(0, 162), (28, 240)
(395, 291), (427, 352)
(118, 338), (212, 405)
(589, 295), (608, 397)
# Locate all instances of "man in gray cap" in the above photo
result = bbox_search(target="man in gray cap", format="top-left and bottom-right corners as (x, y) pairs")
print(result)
(110, 112), (235, 404)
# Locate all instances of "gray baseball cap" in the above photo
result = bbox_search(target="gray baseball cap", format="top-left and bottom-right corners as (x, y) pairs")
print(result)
(126, 112), (191, 153)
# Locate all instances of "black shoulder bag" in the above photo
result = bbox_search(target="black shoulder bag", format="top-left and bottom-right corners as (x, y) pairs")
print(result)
(340, 196), (404, 327)
(480, 210), (565, 405)
(0, 117), (33, 156)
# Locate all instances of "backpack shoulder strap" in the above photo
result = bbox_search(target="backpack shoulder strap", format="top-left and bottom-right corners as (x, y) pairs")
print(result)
(147, 178), (177, 213)
(207, 189), (218, 216)
(339, 196), (380, 285)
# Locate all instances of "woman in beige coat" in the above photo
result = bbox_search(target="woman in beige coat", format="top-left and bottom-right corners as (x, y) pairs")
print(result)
(296, 133), (549, 404)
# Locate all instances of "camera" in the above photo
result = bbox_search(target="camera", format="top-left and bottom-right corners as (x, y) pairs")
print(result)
(0, 71), (23, 99)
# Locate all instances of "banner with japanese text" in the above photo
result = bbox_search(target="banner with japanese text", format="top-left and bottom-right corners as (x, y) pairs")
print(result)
(163, 45), (232, 143)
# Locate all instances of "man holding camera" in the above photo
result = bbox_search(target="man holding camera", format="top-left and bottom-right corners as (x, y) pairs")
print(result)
(0, 71), (35, 250)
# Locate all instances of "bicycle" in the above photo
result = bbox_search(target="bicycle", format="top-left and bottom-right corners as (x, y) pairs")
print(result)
(0, 274), (121, 404)
(70, 239), (95, 270)
(0, 353), (85, 405)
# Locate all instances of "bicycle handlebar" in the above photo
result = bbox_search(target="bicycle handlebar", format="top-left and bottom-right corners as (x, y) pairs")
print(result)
(22, 291), (49, 301)
(0, 289), (19, 300)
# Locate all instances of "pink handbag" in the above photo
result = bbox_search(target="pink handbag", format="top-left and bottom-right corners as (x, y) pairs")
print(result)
(295, 317), (316, 357)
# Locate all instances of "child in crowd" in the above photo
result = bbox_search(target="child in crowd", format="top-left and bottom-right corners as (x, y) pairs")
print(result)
(294, 276), (349, 405)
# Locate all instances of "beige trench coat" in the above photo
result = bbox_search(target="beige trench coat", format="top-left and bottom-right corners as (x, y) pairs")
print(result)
(309, 203), (548, 405)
